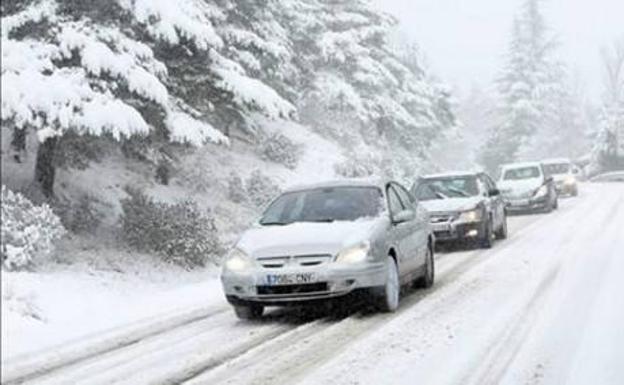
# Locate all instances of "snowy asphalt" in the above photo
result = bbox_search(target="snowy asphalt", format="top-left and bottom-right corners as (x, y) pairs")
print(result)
(3, 183), (623, 385)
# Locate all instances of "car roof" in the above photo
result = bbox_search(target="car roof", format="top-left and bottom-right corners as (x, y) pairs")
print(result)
(420, 170), (481, 179)
(283, 178), (392, 193)
(500, 161), (542, 170)
(541, 157), (572, 165)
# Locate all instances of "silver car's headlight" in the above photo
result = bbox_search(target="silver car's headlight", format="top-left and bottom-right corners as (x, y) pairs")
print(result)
(335, 242), (371, 264)
(564, 176), (576, 185)
(458, 209), (482, 223)
(223, 248), (254, 272)
(533, 185), (548, 198)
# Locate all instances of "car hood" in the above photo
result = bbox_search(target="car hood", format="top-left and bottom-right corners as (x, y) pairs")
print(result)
(420, 196), (483, 214)
(237, 219), (384, 258)
(551, 174), (571, 182)
(498, 178), (542, 196)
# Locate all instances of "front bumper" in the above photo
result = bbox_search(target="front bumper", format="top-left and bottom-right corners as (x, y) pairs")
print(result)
(221, 262), (386, 306)
(555, 181), (577, 195)
(431, 220), (485, 242)
(505, 195), (549, 212)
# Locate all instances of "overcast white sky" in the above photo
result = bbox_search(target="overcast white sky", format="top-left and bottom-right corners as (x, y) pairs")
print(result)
(376, 0), (624, 102)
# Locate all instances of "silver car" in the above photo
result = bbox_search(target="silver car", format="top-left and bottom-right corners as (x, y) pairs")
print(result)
(221, 180), (435, 319)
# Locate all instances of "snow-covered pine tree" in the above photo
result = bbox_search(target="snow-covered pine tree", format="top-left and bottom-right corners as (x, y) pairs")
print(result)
(590, 39), (624, 173)
(292, 0), (456, 176)
(1, 0), (296, 197)
(480, 0), (562, 172)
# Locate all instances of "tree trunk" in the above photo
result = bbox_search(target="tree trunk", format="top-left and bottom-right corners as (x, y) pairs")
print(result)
(11, 127), (27, 163)
(35, 137), (58, 198)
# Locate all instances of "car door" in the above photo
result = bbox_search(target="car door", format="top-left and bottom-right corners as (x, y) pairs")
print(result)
(386, 184), (415, 278)
(393, 182), (427, 270)
(482, 173), (505, 229)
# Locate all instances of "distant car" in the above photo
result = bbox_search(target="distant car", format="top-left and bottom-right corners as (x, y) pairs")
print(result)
(498, 162), (558, 213)
(411, 171), (507, 249)
(590, 171), (624, 182)
(541, 158), (579, 196)
(221, 180), (435, 319)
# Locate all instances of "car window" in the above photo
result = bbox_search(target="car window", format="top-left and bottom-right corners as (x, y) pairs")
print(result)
(260, 186), (384, 225)
(543, 163), (571, 176)
(387, 186), (405, 217)
(393, 183), (415, 208)
(502, 166), (541, 180)
(414, 176), (479, 200)
(413, 184), (439, 200)
(480, 174), (496, 192)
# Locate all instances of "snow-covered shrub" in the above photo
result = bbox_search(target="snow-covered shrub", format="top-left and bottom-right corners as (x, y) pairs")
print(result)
(119, 188), (221, 268)
(245, 170), (280, 208)
(227, 172), (247, 203)
(334, 155), (377, 178)
(54, 194), (104, 235)
(259, 133), (301, 169)
(1, 186), (66, 270)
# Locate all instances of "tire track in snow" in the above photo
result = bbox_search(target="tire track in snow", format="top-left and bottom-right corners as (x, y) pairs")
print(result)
(178, 214), (555, 385)
(458, 186), (620, 385)
(1, 306), (228, 385)
(3, 201), (558, 385)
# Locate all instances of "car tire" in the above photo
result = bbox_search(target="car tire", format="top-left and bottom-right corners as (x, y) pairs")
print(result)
(234, 304), (264, 320)
(414, 246), (435, 289)
(495, 213), (508, 240)
(377, 256), (400, 312)
(479, 219), (493, 249)
(572, 187), (578, 197)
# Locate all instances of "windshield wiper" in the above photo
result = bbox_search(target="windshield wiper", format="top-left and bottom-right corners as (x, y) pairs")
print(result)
(305, 218), (335, 223)
(446, 187), (470, 197)
(260, 221), (290, 226)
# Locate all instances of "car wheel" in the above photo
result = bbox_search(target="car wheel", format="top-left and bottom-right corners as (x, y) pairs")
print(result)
(495, 213), (508, 240)
(572, 187), (579, 197)
(479, 219), (493, 249)
(234, 304), (264, 320)
(414, 246), (435, 289)
(378, 256), (400, 312)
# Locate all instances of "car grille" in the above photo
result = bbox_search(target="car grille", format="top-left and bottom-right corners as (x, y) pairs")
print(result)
(430, 213), (454, 224)
(434, 230), (453, 239)
(256, 283), (329, 295)
(257, 254), (332, 269)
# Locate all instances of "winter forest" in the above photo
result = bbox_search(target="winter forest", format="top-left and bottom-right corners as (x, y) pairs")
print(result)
(2, 0), (623, 267)
(2, 0), (624, 361)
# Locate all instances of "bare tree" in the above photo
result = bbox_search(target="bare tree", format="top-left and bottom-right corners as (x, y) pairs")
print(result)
(601, 39), (624, 111)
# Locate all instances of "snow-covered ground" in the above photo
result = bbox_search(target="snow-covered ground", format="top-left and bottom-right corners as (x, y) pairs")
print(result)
(1, 256), (225, 361)
(2, 183), (623, 385)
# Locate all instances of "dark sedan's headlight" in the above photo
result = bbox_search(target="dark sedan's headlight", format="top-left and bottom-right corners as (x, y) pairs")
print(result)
(457, 209), (482, 223)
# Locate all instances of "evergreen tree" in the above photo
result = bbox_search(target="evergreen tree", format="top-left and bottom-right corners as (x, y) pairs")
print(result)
(480, 0), (561, 172)
(591, 40), (624, 173)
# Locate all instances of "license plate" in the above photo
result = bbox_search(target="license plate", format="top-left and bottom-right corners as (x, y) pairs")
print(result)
(432, 223), (450, 232)
(265, 273), (317, 286)
(510, 199), (529, 207)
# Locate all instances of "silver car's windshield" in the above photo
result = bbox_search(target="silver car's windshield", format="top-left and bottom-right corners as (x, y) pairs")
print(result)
(414, 176), (479, 201)
(259, 186), (383, 225)
(502, 166), (541, 180)
(543, 163), (570, 176)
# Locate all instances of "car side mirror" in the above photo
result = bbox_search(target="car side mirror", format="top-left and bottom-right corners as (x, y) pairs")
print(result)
(545, 176), (554, 184)
(393, 209), (415, 224)
(488, 188), (500, 197)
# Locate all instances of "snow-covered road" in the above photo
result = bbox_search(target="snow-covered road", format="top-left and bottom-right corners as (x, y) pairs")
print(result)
(3, 183), (623, 385)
